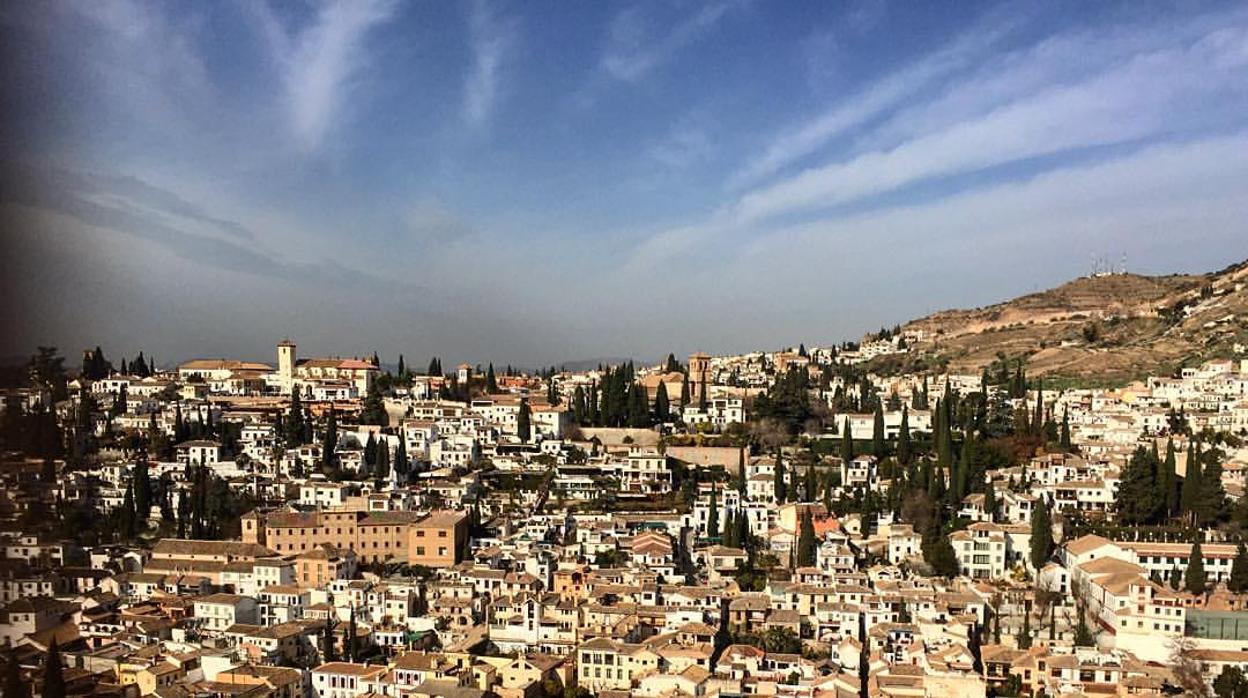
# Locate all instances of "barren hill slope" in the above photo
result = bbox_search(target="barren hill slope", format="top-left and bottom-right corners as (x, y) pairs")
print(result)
(893, 259), (1248, 383)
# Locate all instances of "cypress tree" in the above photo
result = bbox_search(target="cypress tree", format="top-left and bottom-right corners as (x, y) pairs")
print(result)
(375, 440), (390, 482)
(735, 507), (749, 550)
(321, 406), (338, 474)
(871, 403), (885, 457)
(4, 651), (26, 698)
(721, 508), (735, 547)
(797, 507), (817, 566)
(347, 606), (358, 662)
(983, 479), (997, 523)
(1030, 497), (1053, 570)
(119, 482), (136, 539)
(654, 382), (670, 422)
(397, 355), (406, 377)
(841, 417), (853, 463)
(774, 453), (786, 503)
(680, 378), (690, 407)
(1180, 441), (1202, 522)
(1162, 439), (1178, 517)
(486, 364), (498, 393)
(43, 638), (65, 698)
(707, 487), (719, 539)
(1186, 540), (1207, 595)
(1229, 541), (1248, 593)
(897, 406), (912, 465)
(517, 399), (532, 442)
(322, 618), (337, 662)
(1018, 609), (1031, 649)
(1073, 607), (1095, 646)
(858, 611), (870, 698)
(285, 391), (305, 446)
(133, 459), (151, 522)
(1059, 409), (1072, 451)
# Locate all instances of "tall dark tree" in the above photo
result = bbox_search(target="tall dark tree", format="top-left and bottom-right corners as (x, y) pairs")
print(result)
(871, 403), (886, 458)
(517, 399), (532, 442)
(654, 382), (671, 422)
(841, 417), (854, 463)
(773, 453), (787, 503)
(797, 508), (817, 566)
(322, 618), (337, 662)
(4, 650), (27, 698)
(857, 610), (870, 698)
(397, 355), (406, 377)
(707, 486), (719, 539)
(375, 439), (391, 482)
(1229, 541), (1248, 593)
(1181, 440), (1202, 520)
(133, 459), (152, 522)
(1162, 439), (1178, 517)
(1116, 446), (1164, 525)
(1030, 496), (1053, 570)
(486, 364), (498, 393)
(360, 381), (388, 426)
(1186, 539), (1207, 595)
(321, 406), (338, 474)
(284, 391), (307, 446)
(43, 638), (65, 698)
(897, 406), (912, 465)
(118, 482), (137, 539)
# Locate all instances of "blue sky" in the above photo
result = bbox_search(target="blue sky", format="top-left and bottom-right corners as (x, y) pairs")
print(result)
(1, 1), (1247, 367)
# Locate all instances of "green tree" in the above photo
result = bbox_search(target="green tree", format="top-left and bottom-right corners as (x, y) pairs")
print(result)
(284, 390), (306, 446)
(1073, 608), (1095, 647)
(654, 382), (670, 422)
(1030, 497), (1053, 570)
(871, 403), (886, 458)
(518, 399), (532, 442)
(1161, 439), (1178, 517)
(707, 487), (719, 539)
(983, 479), (997, 523)
(897, 406), (912, 465)
(797, 508), (817, 566)
(486, 364), (498, 393)
(321, 406), (338, 474)
(1059, 409), (1072, 451)
(4, 651), (27, 698)
(1180, 441), (1202, 520)
(841, 417), (853, 463)
(361, 381), (388, 426)
(1229, 541), (1248, 593)
(1017, 609), (1032, 649)
(773, 454), (786, 503)
(43, 638), (65, 698)
(1186, 540), (1207, 595)
(375, 439), (390, 482)
(133, 459), (151, 522)
(1213, 665), (1248, 698)
(1116, 446), (1164, 525)
(322, 618), (337, 662)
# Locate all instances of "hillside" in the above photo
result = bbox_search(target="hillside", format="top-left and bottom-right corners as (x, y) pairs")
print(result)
(887, 259), (1248, 384)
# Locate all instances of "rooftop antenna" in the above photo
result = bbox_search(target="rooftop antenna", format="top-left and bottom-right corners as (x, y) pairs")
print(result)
(1119, 252), (1127, 275)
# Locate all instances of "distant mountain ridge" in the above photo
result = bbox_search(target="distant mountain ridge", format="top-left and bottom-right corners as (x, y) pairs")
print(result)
(886, 258), (1248, 383)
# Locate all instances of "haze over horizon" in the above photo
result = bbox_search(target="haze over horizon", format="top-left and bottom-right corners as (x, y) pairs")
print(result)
(2, 1), (1247, 367)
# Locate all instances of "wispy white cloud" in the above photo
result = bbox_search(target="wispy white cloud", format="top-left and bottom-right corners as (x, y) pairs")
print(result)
(730, 6), (1023, 187)
(463, 0), (518, 128)
(602, 1), (743, 82)
(647, 115), (714, 169)
(254, 0), (400, 153)
(734, 23), (1248, 223)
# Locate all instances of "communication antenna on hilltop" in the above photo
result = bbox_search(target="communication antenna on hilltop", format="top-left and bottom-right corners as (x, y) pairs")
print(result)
(1089, 252), (1097, 278)
(1119, 252), (1127, 275)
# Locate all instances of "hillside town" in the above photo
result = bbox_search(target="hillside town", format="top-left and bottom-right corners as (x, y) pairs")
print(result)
(5, 335), (1248, 698)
